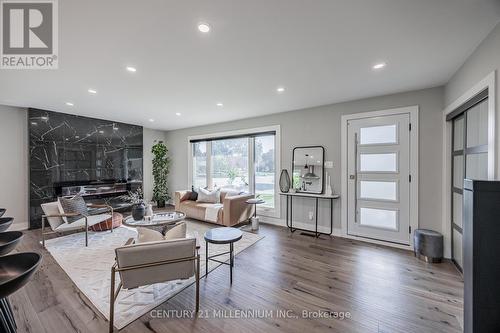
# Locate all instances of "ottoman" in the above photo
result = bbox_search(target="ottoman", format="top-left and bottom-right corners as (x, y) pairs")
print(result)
(414, 229), (443, 263)
(90, 212), (123, 232)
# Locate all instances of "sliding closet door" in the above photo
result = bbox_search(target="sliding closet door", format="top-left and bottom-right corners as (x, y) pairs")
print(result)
(450, 95), (489, 271)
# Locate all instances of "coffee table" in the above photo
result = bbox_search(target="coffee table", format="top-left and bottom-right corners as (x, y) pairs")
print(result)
(123, 211), (186, 234)
(204, 227), (242, 284)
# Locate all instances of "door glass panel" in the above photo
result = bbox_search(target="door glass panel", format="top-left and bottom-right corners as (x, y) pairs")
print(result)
(453, 117), (464, 151)
(360, 125), (397, 145)
(466, 153), (488, 180)
(453, 229), (463, 268)
(359, 153), (397, 172)
(192, 142), (207, 188)
(453, 192), (462, 228)
(360, 207), (398, 230)
(211, 138), (249, 192)
(360, 181), (397, 201)
(466, 100), (488, 148)
(255, 135), (275, 208)
(453, 155), (464, 189)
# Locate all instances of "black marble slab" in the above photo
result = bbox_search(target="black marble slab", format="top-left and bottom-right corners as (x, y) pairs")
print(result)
(28, 108), (143, 229)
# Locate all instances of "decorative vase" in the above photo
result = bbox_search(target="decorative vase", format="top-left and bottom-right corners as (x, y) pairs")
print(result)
(145, 204), (154, 217)
(279, 169), (291, 193)
(325, 172), (333, 196)
(132, 203), (146, 221)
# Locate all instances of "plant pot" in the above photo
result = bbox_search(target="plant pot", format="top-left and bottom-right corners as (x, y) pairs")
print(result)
(132, 203), (146, 221)
(156, 200), (166, 208)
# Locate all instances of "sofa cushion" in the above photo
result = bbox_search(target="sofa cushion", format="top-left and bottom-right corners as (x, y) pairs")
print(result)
(179, 201), (223, 224)
(196, 188), (220, 203)
(164, 222), (187, 240)
(137, 222), (187, 243)
(137, 227), (164, 243)
(188, 187), (199, 201)
(58, 194), (88, 223)
(54, 214), (112, 231)
(40, 202), (65, 230)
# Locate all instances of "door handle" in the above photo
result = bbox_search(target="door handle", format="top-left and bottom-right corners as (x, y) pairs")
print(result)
(354, 133), (358, 223)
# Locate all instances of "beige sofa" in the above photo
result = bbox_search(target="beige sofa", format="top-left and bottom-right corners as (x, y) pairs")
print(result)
(174, 190), (254, 226)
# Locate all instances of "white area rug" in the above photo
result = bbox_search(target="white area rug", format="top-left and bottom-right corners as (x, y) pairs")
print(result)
(44, 220), (263, 329)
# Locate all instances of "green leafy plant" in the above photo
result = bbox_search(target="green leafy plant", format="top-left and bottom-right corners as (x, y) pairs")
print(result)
(152, 140), (170, 207)
(227, 168), (237, 185)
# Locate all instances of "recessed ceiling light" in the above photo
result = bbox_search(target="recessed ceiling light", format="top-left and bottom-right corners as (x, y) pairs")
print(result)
(126, 66), (137, 72)
(216, 103), (223, 107)
(373, 62), (387, 70)
(175, 112), (181, 116)
(149, 118), (155, 122)
(65, 102), (74, 106)
(276, 87), (285, 93)
(88, 89), (97, 94)
(198, 23), (210, 33)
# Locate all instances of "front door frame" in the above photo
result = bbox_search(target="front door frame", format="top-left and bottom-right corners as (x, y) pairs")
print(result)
(341, 106), (419, 250)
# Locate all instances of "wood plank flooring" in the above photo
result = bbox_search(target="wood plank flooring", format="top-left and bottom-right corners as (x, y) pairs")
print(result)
(9, 221), (463, 333)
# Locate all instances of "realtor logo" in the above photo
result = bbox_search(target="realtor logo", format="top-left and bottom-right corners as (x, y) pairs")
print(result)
(1, 0), (58, 69)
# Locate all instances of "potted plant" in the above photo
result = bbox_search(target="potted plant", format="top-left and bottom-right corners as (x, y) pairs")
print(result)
(119, 188), (146, 220)
(152, 140), (170, 207)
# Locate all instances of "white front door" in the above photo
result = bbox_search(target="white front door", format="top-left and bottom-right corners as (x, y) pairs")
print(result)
(347, 113), (411, 245)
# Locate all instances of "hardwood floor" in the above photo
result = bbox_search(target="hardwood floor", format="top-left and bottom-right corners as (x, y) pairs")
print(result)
(10, 222), (463, 333)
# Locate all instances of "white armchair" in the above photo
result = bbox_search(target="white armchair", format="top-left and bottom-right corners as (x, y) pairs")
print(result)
(109, 237), (200, 332)
(40, 201), (113, 247)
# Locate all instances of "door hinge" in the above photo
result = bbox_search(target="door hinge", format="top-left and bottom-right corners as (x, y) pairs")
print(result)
(409, 123), (412, 131)
(409, 226), (412, 234)
(409, 175), (412, 182)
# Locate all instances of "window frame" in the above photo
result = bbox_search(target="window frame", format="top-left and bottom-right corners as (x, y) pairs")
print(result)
(187, 125), (281, 218)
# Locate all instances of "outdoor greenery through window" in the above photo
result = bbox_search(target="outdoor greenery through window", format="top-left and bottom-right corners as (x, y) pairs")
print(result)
(191, 133), (276, 209)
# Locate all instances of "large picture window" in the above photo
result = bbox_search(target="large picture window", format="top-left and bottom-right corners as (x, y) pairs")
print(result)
(189, 127), (279, 216)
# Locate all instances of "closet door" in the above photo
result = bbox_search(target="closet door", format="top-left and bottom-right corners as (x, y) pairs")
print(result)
(451, 97), (489, 271)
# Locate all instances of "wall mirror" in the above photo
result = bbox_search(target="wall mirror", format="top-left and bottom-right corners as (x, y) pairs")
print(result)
(292, 146), (325, 194)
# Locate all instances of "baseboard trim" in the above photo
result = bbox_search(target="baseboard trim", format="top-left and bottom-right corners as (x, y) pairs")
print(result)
(9, 222), (29, 231)
(258, 217), (413, 251)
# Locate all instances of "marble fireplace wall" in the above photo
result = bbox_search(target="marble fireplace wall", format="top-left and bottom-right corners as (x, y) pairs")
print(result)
(29, 108), (143, 228)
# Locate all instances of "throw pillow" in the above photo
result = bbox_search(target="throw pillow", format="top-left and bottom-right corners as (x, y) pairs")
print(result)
(136, 222), (187, 243)
(188, 186), (198, 201)
(164, 222), (187, 240)
(58, 194), (88, 224)
(137, 227), (164, 243)
(224, 190), (240, 198)
(196, 188), (220, 203)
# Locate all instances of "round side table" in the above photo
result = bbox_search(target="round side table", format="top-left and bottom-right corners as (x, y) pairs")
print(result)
(204, 227), (243, 284)
(245, 199), (265, 231)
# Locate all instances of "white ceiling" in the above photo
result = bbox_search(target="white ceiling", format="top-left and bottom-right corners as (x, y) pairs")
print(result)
(1, 0), (500, 130)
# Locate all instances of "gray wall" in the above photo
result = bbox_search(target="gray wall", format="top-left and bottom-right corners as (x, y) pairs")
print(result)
(445, 22), (500, 107)
(165, 87), (444, 232)
(0, 105), (28, 230)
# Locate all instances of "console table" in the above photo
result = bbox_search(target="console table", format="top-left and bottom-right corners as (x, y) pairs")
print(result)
(280, 192), (339, 238)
